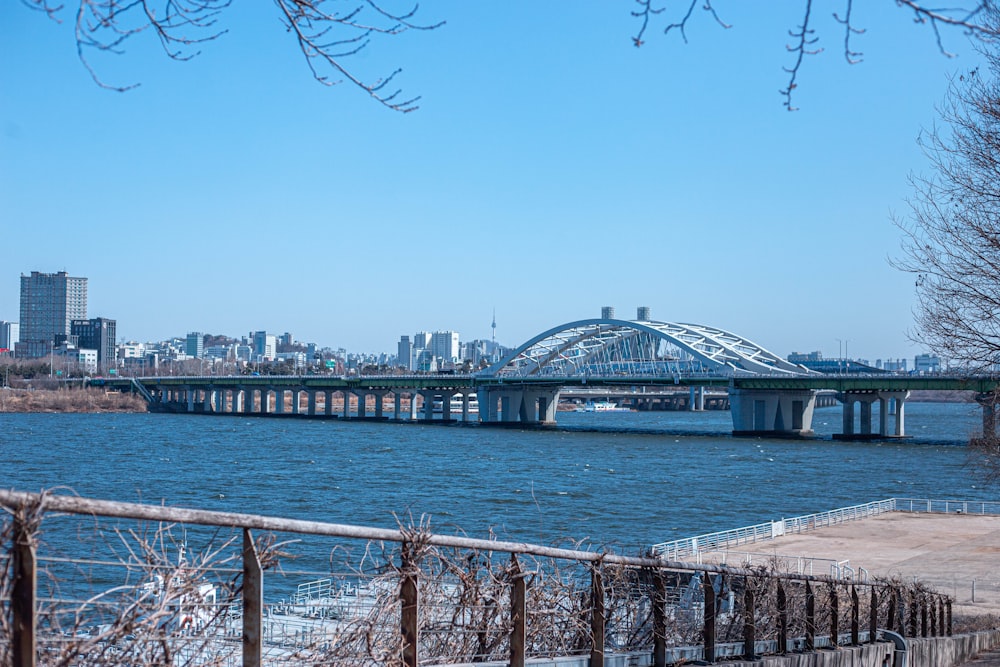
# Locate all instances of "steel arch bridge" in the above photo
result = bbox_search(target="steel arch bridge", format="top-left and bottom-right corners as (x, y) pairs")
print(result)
(480, 318), (808, 380)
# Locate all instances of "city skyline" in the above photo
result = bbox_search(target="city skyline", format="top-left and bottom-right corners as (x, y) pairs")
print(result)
(1, 270), (926, 367)
(1, 4), (987, 360)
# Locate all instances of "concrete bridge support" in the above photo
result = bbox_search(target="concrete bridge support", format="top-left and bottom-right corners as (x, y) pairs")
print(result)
(730, 388), (818, 437)
(689, 386), (705, 411)
(478, 386), (560, 425)
(977, 393), (997, 439)
(836, 391), (910, 438)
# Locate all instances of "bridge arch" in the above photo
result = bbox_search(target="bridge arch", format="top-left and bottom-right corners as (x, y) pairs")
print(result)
(480, 318), (806, 380)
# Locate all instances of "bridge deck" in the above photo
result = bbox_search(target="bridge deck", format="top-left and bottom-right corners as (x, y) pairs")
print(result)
(697, 512), (1000, 617)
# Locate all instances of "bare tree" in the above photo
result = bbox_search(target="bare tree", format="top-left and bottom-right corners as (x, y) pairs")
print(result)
(893, 38), (1000, 373)
(890, 11), (1000, 478)
(20, 2), (1000, 111)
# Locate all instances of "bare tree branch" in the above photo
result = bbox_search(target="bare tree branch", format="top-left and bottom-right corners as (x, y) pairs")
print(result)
(632, 1), (1000, 110)
(25, 0), (442, 111)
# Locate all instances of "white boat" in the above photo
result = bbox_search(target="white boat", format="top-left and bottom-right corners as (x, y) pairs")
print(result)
(575, 400), (631, 413)
(432, 394), (480, 415)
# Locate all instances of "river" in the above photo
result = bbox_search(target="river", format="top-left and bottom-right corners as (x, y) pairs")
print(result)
(2, 401), (990, 553)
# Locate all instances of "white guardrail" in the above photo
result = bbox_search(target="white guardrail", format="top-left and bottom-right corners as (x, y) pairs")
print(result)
(650, 497), (1000, 561)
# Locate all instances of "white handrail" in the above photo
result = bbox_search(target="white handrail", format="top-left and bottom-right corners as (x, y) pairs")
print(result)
(650, 497), (1000, 559)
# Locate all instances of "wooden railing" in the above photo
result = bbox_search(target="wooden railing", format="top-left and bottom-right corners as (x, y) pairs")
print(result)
(0, 490), (952, 666)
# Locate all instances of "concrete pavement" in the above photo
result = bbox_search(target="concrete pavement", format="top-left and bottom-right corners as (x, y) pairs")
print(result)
(696, 512), (1000, 617)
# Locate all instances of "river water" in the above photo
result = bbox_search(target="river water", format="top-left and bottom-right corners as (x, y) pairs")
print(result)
(1, 402), (990, 552)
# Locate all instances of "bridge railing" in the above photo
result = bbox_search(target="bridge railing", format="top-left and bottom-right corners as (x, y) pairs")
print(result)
(650, 498), (1000, 561)
(0, 490), (948, 667)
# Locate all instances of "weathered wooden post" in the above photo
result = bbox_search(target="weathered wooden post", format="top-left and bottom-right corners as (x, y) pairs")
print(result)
(851, 585), (860, 645)
(703, 574), (717, 664)
(896, 588), (906, 635)
(510, 554), (526, 667)
(908, 590), (918, 637)
(400, 541), (419, 667)
(777, 580), (788, 654)
(242, 528), (263, 667)
(590, 566), (605, 667)
(805, 581), (815, 651)
(930, 596), (938, 636)
(869, 585), (879, 643)
(652, 571), (667, 667)
(830, 583), (839, 647)
(921, 594), (928, 638)
(13, 515), (37, 667)
(743, 579), (756, 661)
(939, 596), (947, 638)
(946, 598), (953, 636)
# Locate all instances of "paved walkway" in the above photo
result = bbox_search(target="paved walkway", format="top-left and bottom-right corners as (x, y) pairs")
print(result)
(697, 512), (1000, 617)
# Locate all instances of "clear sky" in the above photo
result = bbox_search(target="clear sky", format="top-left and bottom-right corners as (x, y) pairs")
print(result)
(0, 3), (987, 363)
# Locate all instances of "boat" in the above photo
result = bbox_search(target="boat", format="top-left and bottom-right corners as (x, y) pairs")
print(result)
(575, 400), (632, 413)
(431, 394), (480, 415)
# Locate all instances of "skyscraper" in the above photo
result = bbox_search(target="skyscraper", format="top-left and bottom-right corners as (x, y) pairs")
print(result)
(17, 271), (88, 358)
(397, 335), (413, 371)
(431, 331), (460, 363)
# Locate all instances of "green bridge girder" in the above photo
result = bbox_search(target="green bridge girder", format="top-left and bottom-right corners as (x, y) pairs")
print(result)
(93, 373), (1000, 397)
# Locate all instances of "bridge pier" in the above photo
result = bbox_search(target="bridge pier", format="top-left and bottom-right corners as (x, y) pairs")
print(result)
(835, 391), (909, 439)
(730, 388), (818, 437)
(478, 386), (560, 425)
(976, 393), (997, 439)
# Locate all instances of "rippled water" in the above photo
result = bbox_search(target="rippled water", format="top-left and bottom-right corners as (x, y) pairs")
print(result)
(1, 401), (989, 552)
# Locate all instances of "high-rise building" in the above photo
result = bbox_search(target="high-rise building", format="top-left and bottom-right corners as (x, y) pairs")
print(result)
(431, 331), (460, 363)
(186, 332), (204, 358)
(252, 331), (277, 362)
(397, 335), (413, 370)
(636, 306), (651, 321)
(71, 318), (117, 372)
(601, 306), (615, 319)
(0, 321), (18, 355)
(17, 271), (88, 358)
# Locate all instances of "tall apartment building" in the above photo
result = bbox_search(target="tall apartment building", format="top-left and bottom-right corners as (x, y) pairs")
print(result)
(17, 271), (88, 358)
(71, 318), (117, 372)
(0, 321), (18, 354)
(431, 331), (460, 363)
(186, 332), (204, 358)
(252, 331), (277, 362)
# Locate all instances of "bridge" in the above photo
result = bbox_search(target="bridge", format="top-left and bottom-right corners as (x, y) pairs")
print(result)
(95, 316), (1000, 439)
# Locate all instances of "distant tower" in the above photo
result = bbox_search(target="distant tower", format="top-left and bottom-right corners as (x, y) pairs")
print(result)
(637, 306), (651, 321)
(491, 308), (496, 344)
(601, 306), (615, 320)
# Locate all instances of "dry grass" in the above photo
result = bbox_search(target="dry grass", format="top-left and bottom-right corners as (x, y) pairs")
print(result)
(0, 387), (146, 413)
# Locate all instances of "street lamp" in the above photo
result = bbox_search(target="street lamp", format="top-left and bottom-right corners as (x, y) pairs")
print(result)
(836, 338), (851, 375)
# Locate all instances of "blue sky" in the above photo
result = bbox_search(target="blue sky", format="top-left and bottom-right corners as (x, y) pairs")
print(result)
(0, 2), (987, 362)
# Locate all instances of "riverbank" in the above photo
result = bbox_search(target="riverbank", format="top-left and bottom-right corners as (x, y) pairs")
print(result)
(0, 387), (147, 413)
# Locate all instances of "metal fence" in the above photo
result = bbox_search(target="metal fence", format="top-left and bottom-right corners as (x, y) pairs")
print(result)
(0, 490), (954, 667)
(650, 498), (1000, 561)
